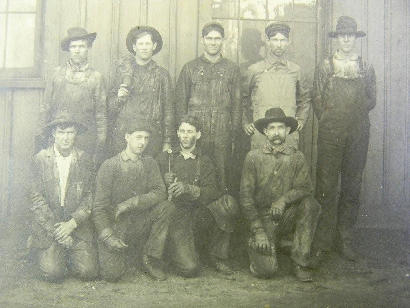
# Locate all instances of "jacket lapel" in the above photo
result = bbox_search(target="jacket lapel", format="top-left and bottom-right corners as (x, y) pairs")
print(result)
(45, 146), (61, 207)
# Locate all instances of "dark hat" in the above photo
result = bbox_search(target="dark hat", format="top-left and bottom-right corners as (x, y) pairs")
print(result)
(329, 16), (366, 38)
(122, 119), (153, 135)
(43, 111), (87, 135)
(254, 108), (298, 135)
(202, 22), (225, 37)
(265, 23), (291, 39)
(126, 26), (163, 56)
(61, 27), (97, 51)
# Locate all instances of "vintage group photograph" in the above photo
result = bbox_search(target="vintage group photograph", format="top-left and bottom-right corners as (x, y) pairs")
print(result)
(0, 0), (408, 307)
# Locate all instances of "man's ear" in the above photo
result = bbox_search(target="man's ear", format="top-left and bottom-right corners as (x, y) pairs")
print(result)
(263, 127), (268, 135)
(196, 131), (202, 140)
(152, 42), (157, 51)
(286, 127), (291, 135)
(124, 133), (130, 142)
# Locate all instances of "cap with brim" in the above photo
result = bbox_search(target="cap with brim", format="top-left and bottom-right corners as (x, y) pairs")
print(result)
(265, 23), (291, 38)
(329, 16), (366, 38)
(122, 119), (153, 135)
(61, 27), (97, 51)
(254, 108), (298, 135)
(43, 112), (87, 135)
(126, 26), (163, 56)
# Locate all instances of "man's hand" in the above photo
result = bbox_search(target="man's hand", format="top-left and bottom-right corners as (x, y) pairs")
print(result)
(164, 172), (176, 187)
(270, 198), (287, 221)
(253, 230), (271, 254)
(162, 143), (172, 153)
(115, 201), (132, 220)
(296, 120), (304, 131)
(54, 219), (77, 242)
(103, 235), (128, 252)
(57, 235), (74, 249)
(117, 84), (129, 102)
(243, 123), (256, 136)
(168, 182), (187, 198)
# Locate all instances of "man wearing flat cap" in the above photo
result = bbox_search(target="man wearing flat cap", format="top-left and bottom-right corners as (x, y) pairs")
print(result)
(29, 112), (98, 282)
(240, 107), (321, 282)
(39, 27), (107, 167)
(108, 26), (174, 157)
(92, 120), (174, 281)
(242, 23), (310, 150)
(312, 16), (376, 261)
(175, 22), (241, 191)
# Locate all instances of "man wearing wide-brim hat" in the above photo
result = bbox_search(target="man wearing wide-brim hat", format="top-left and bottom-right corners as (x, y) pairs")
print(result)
(240, 107), (321, 282)
(29, 112), (98, 282)
(108, 25), (175, 158)
(39, 27), (107, 167)
(312, 16), (376, 262)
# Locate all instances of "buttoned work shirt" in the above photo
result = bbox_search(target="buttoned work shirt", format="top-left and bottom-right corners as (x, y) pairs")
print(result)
(240, 142), (313, 230)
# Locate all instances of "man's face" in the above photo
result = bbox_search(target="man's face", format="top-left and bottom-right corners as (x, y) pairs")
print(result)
(266, 32), (290, 58)
(202, 30), (223, 56)
(69, 40), (89, 64)
(133, 33), (157, 61)
(263, 122), (290, 145)
(53, 126), (77, 152)
(125, 130), (150, 155)
(177, 122), (201, 149)
(337, 34), (356, 54)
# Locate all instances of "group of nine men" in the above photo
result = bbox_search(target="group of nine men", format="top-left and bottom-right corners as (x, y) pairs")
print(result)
(29, 16), (376, 283)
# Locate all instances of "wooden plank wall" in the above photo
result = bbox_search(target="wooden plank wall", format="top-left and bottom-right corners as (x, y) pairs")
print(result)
(1, 0), (408, 229)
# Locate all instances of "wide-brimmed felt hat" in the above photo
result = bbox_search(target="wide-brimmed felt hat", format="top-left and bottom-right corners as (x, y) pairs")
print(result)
(43, 111), (87, 135)
(126, 26), (163, 56)
(329, 16), (366, 38)
(61, 27), (97, 51)
(254, 108), (298, 135)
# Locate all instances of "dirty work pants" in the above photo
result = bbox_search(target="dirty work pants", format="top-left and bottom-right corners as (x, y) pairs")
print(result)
(98, 201), (174, 281)
(315, 123), (370, 251)
(36, 239), (98, 282)
(167, 204), (232, 277)
(248, 196), (321, 278)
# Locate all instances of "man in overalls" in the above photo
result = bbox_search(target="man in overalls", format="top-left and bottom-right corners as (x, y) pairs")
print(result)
(242, 23), (310, 150)
(313, 16), (376, 261)
(175, 22), (241, 191)
(39, 28), (107, 167)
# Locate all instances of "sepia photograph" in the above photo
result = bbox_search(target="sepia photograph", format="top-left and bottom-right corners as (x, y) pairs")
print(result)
(0, 0), (408, 307)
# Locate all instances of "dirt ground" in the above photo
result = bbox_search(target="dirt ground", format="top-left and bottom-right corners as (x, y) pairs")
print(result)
(0, 223), (409, 308)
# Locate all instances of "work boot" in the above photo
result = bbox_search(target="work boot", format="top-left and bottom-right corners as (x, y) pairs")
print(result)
(142, 255), (166, 281)
(293, 264), (313, 282)
(210, 257), (234, 275)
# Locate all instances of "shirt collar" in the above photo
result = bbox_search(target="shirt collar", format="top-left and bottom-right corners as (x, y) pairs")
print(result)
(120, 150), (142, 162)
(68, 60), (89, 72)
(265, 53), (288, 68)
(54, 145), (73, 159)
(333, 50), (359, 61)
(200, 54), (224, 65)
(173, 145), (199, 160)
(262, 142), (294, 156)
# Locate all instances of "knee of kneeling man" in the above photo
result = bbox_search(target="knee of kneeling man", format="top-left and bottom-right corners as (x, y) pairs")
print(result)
(178, 262), (199, 278)
(300, 196), (321, 215)
(40, 264), (65, 282)
(73, 264), (99, 281)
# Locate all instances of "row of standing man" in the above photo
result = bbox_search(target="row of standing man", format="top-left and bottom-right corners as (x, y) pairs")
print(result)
(29, 16), (376, 283)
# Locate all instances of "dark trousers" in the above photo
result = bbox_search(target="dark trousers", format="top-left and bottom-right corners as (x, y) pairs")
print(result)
(248, 197), (321, 278)
(98, 201), (174, 281)
(167, 205), (231, 277)
(315, 125), (369, 251)
(36, 239), (98, 282)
